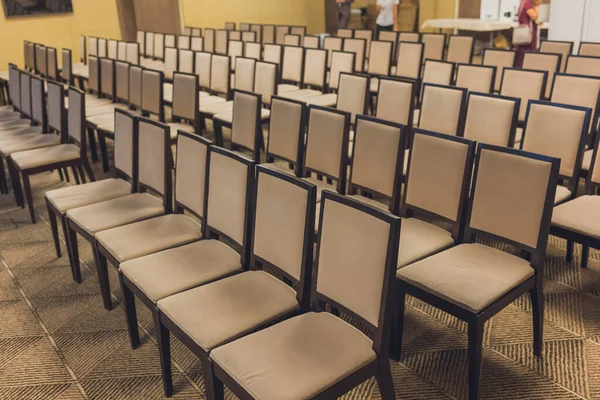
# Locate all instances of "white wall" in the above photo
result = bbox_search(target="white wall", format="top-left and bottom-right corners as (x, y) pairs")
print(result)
(549, 0), (590, 51)
(582, 0), (600, 43)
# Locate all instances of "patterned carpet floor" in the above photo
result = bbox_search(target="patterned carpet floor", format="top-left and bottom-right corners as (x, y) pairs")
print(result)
(1, 138), (600, 399)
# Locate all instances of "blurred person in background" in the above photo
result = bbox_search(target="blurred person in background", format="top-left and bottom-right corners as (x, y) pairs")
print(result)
(516, 0), (542, 66)
(336, 0), (354, 29)
(376, 0), (399, 35)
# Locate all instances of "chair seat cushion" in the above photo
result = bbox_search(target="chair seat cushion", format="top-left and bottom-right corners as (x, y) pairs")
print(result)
(213, 108), (271, 125)
(554, 185), (572, 205)
(210, 312), (376, 400)
(120, 239), (241, 302)
(73, 67), (89, 79)
(0, 125), (43, 140)
(85, 103), (128, 118)
(397, 243), (535, 313)
(86, 112), (117, 128)
(198, 100), (233, 116)
(0, 133), (60, 157)
(167, 123), (195, 140)
(277, 84), (300, 94)
(0, 118), (31, 131)
(315, 194), (388, 232)
(84, 96), (112, 108)
(199, 96), (228, 112)
(582, 149), (593, 172)
(96, 214), (202, 263)
(46, 178), (132, 214)
(158, 271), (298, 351)
(301, 176), (337, 203)
(398, 218), (455, 268)
(552, 195), (600, 239)
(305, 93), (337, 107)
(0, 70), (9, 81)
(11, 144), (80, 169)
(66, 193), (164, 235)
(278, 89), (323, 101)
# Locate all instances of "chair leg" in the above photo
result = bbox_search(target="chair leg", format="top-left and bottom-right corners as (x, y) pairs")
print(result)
(8, 161), (23, 207)
(98, 131), (109, 173)
(82, 161), (96, 182)
(201, 356), (224, 400)
(529, 281), (544, 357)
(390, 284), (406, 362)
(154, 309), (173, 397)
(87, 128), (98, 162)
(0, 158), (8, 194)
(66, 223), (82, 283)
(21, 173), (36, 223)
(214, 121), (224, 147)
(63, 167), (70, 183)
(119, 272), (140, 349)
(94, 244), (113, 310)
(468, 321), (484, 400)
(582, 245), (589, 269)
(375, 359), (396, 400)
(71, 165), (80, 185)
(566, 240), (574, 263)
(77, 164), (87, 183)
(57, 167), (64, 181)
(46, 201), (61, 258)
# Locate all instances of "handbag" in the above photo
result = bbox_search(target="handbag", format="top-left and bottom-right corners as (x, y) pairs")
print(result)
(512, 3), (533, 46)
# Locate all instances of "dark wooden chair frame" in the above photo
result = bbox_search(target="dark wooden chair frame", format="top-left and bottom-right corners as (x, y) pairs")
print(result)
(465, 91), (520, 148)
(392, 143), (560, 400)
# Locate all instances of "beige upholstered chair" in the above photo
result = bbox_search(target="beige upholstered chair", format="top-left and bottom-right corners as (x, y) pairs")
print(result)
(303, 35), (320, 49)
(398, 31), (420, 43)
(178, 48), (194, 74)
(421, 33), (446, 61)
(178, 35), (191, 50)
(277, 45), (305, 94)
(579, 42), (600, 58)
(167, 72), (200, 140)
(198, 54), (231, 113)
(126, 42), (140, 66)
(224, 22), (235, 31)
(10, 88), (96, 223)
(165, 34), (176, 49)
(262, 24), (275, 44)
(446, 35), (474, 64)
(337, 28), (353, 38)
(263, 43), (283, 67)
(540, 40), (573, 72)
(61, 49), (73, 86)
(191, 36), (204, 52)
(229, 30), (241, 41)
(265, 96), (306, 176)
(141, 68), (165, 122)
(278, 48), (327, 100)
(552, 134), (600, 268)
(354, 29), (373, 59)
(394, 143), (560, 400)
(323, 36), (343, 68)
(215, 29), (229, 55)
(227, 40), (244, 71)
(214, 90), (262, 161)
(136, 31), (144, 57)
(378, 31), (399, 62)
(523, 52), (561, 98)
(192, 27), (202, 37)
(566, 55), (600, 78)
(150, 33), (163, 60)
(327, 50), (355, 91)
(250, 24), (262, 43)
(244, 41), (261, 60)
(301, 105), (350, 201)
(207, 191), (401, 400)
(65, 117), (172, 310)
(89, 37), (98, 58)
(195, 51), (212, 93)
(36, 45), (48, 77)
(419, 59), (455, 103)
(291, 26), (306, 40)
(482, 49), (516, 92)
(204, 28), (216, 53)
(367, 41), (393, 93)
(46, 47), (59, 80)
(347, 116), (406, 215)
(394, 41), (424, 81)
(117, 41), (127, 61)
(163, 47), (178, 84)
(108, 39), (118, 60)
(149, 163), (314, 398)
(307, 73), (369, 124)
(521, 101), (591, 206)
(144, 33), (154, 59)
(276, 25), (291, 45)
(183, 27), (192, 35)
(284, 34), (300, 47)
(500, 68), (547, 127)
(45, 109), (137, 264)
(455, 64), (496, 94)
(463, 92), (520, 147)
(376, 77), (417, 132)
(418, 84), (467, 136)
(98, 38), (108, 58)
(343, 38), (366, 72)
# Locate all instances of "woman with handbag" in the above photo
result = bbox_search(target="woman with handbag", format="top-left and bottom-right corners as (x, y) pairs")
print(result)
(515, 0), (542, 67)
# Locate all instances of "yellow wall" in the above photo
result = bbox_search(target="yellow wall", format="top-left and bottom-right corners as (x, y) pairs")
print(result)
(419, 0), (457, 32)
(0, 0), (122, 70)
(182, 0), (325, 35)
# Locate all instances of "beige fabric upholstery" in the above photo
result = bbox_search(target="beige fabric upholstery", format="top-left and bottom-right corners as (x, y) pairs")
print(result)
(67, 193), (164, 235)
(210, 312), (376, 400)
(88, 56), (100, 93)
(463, 94), (516, 147)
(145, 34), (154, 57)
(554, 185), (572, 205)
(398, 243), (534, 313)
(172, 73), (197, 121)
(242, 31), (256, 43)
(254, 61), (277, 105)
(138, 120), (167, 193)
(470, 148), (552, 248)
(552, 195), (600, 238)
(455, 65), (494, 93)
(115, 61), (129, 101)
(164, 47), (177, 81)
(231, 92), (259, 150)
(95, 214), (202, 263)
(323, 37), (343, 67)
(397, 217), (454, 268)
(276, 26), (290, 45)
(343, 38), (366, 72)
(282, 46), (304, 84)
(419, 85), (464, 136)
(228, 41), (243, 70)
(355, 30), (373, 58)
(11, 144), (79, 169)
(405, 133), (469, 221)
(0, 134), (60, 157)
(244, 42), (261, 60)
(195, 52), (212, 89)
(129, 66), (143, 108)
(304, 36), (320, 48)
(263, 44), (282, 66)
(303, 49), (327, 87)
(421, 33), (445, 61)
(522, 103), (586, 179)
(141, 70), (162, 115)
(305, 93), (337, 108)
(328, 51), (354, 90)
(304, 108), (347, 179)
(268, 98), (303, 162)
(204, 29), (215, 53)
(500, 69), (546, 121)
(395, 42), (423, 80)
(313, 195), (388, 231)
(551, 74), (600, 130)
(582, 148), (593, 173)
(539, 41), (571, 72)
(175, 134), (208, 217)
(337, 74), (368, 120)
(0, 126), (43, 141)
(337, 29), (353, 38)
(579, 43), (600, 58)
(399, 32), (420, 43)
(154, 34), (165, 59)
(191, 36), (204, 52)
(352, 119), (402, 197)
(446, 35), (473, 64)
(168, 122), (194, 140)
(234, 58), (255, 91)
(421, 60), (453, 89)
(68, 89), (85, 143)
(159, 270), (298, 351)
(211, 55), (230, 95)
(317, 198), (390, 326)
(100, 58), (114, 98)
(178, 35), (191, 50)
(198, 100), (233, 116)
(85, 103), (128, 119)
(206, 151), (249, 245)
(46, 178), (131, 214)
(368, 41), (392, 76)
(254, 171), (309, 280)
(126, 43), (139, 65)
(213, 108), (270, 124)
(483, 49), (516, 92)
(523, 53), (560, 98)
(215, 30), (229, 55)
(566, 56), (600, 78)
(284, 34), (300, 46)
(178, 49), (194, 74)
(121, 239), (241, 302)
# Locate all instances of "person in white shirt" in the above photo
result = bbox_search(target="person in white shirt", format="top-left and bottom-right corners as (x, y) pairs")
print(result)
(376, 0), (399, 36)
